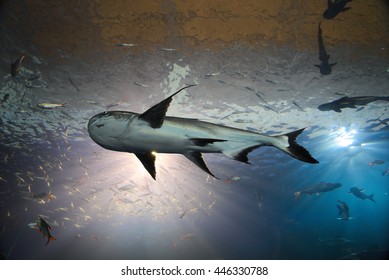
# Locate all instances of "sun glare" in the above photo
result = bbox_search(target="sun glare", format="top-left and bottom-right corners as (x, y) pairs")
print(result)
(331, 127), (358, 147)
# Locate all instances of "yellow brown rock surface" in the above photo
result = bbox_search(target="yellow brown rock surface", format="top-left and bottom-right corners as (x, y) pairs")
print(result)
(2, 0), (388, 55)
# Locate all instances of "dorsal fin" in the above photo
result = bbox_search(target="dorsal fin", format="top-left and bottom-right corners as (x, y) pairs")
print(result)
(184, 152), (218, 179)
(139, 84), (196, 128)
(135, 152), (156, 180)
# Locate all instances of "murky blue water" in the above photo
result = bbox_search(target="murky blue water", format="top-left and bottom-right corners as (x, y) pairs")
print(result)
(1, 1), (388, 260)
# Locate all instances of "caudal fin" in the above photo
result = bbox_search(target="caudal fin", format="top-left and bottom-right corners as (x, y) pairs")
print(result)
(368, 194), (376, 203)
(46, 236), (56, 246)
(280, 128), (319, 164)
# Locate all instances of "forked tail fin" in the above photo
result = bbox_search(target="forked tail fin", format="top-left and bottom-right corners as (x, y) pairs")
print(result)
(46, 235), (56, 246)
(278, 128), (319, 164)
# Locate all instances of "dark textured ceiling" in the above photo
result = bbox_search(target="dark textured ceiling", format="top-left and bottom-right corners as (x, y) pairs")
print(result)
(1, 0), (388, 57)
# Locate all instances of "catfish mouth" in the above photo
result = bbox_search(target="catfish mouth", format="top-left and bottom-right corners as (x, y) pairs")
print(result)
(317, 104), (330, 111)
(87, 111), (136, 152)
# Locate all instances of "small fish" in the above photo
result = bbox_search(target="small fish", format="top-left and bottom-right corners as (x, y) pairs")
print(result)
(26, 222), (38, 229)
(115, 43), (137, 47)
(349, 187), (375, 202)
(37, 216), (56, 245)
(319, 237), (355, 248)
(368, 160), (384, 167)
(255, 191), (264, 208)
(37, 103), (66, 109)
(265, 79), (278, 84)
(106, 102), (121, 110)
(160, 48), (177, 51)
(295, 182), (342, 198)
(292, 101), (304, 112)
(224, 176), (241, 183)
(0, 94), (10, 104)
(32, 192), (56, 201)
(181, 233), (194, 240)
(134, 82), (149, 88)
(204, 72), (223, 77)
(68, 78), (80, 92)
(179, 210), (187, 219)
(11, 55), (25, 77)
(56, 207), (69, 213)
(254, 92), (267, 104)
(208, 200), (216, 210)
(27, 72), (42, 81)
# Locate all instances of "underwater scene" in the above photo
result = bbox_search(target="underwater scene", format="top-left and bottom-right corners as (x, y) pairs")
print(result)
(0, 1), (388, 260)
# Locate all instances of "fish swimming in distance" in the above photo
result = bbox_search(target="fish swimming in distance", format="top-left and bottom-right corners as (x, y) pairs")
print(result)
(11, 55), (25, 77)
(368, 160), (384, 167)
(37, 102), (66, 109)
(319, 237), (355, 248)
(37, 216), (56, 245)
(339, 249), (389, 260)
(336, 200), (350, 220)
(323, 0), (353, 19)
(349, 187), (375, 202)
(318, 96), (389, 112)
(314, 22), (336, 75)
(294, 182), (341, 198)
(0, 93), (10, 104)
(32, 192), (56, 202)
(88, 85), (318, 180)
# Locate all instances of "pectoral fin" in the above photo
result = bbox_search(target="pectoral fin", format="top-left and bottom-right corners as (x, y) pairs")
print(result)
(139, 85), (196, 128)
(189, 138), (227, 147)
(222, 145), (261, 164)
(135, 152), (156, 180)
(184, 152), (218, 179)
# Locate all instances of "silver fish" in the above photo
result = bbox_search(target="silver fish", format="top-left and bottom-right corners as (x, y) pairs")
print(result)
(88, 85), (318, 180)
(37, 102), (66, 109)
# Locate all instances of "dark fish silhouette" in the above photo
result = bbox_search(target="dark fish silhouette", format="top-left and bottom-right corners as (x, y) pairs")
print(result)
(339, 249), (389, 260)
(318, 96), (389, 112)
(349, 187), (375, 202)
(319, 237), (355, 248)
(336, 200), (350, 220)
(294, 182), (342, 198)
(0, 93), (9, 104)
(323, 0), (353, 19)
(368, 160), (384, 167)
(11, 55), (25, 77)
(314, 22), (336, 75)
